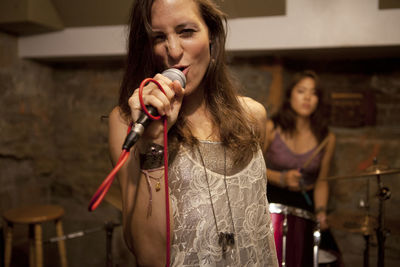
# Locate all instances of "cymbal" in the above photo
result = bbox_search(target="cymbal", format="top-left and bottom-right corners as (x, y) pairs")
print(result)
(323, 164), (400, 181)
(328, 211), (400, 236)
(327, 211), (377, 235)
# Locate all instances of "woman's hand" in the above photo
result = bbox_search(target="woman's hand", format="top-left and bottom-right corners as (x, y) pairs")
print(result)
(128, 73), (185, 145)
(316, 211), (329, 230)
(283, 169), (302, 191)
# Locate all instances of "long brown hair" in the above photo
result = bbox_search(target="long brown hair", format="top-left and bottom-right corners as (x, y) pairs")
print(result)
(119, 0), (259, 162)
(272, 70), (329, 143)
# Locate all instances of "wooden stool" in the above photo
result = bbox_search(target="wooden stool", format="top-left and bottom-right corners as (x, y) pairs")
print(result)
(3, 204), (68, 267)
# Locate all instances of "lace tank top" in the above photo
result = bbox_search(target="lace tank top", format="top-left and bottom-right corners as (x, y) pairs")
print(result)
(168, 141), (278, 266)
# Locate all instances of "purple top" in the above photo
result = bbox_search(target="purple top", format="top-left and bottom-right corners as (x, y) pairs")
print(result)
(265, 132), (324, 186)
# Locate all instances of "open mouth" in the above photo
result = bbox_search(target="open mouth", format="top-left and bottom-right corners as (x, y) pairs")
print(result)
(173, 65), (189, 75)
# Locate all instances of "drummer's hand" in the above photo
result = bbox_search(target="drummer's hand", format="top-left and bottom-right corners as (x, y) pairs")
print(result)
(128, 73), (185, 145)
(316, 212), (329, 230)
(285, 169), (302, 191)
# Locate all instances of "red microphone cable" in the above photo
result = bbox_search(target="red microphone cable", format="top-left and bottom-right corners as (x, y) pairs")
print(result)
(88, 77), (172, 266)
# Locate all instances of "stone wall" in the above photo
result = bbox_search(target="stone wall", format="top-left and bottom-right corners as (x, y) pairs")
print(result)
(49, 62), (135, 266)
(0, 32), (134, 266)
(1, 32), (55, 265)
(1, 28), (400, 266)
(0, 33), (54, 209)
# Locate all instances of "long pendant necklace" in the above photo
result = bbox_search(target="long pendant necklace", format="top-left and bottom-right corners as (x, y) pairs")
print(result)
(196, 145), (236, 254)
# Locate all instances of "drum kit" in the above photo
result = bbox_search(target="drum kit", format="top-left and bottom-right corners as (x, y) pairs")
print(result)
(269, 203), (326, 267)
(269, 160), (400, 267)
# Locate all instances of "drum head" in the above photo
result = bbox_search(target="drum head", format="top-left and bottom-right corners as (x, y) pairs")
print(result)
(318, 249), (337, 264)
(269, 203), (315, 221)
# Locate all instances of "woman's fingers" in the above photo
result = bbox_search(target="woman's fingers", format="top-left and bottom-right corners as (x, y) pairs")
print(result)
(170, 81), (185, 112)
(128, 77), (176, 118)
(317, 213), (329, 230)
(125, 72), (186, 143)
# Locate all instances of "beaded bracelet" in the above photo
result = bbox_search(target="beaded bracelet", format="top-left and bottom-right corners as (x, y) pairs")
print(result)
(139, 143), (164, 170)
(141, 167), (164, 217)
(315, 206), (327, 214)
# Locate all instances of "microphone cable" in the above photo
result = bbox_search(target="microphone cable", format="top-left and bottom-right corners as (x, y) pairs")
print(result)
(88, 77), (172, 266)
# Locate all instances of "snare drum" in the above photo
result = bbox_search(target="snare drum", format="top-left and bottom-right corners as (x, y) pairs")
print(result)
(269, 203), (317, 267)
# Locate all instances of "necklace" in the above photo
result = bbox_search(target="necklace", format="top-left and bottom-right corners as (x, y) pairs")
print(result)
(196, 145), (235, 254)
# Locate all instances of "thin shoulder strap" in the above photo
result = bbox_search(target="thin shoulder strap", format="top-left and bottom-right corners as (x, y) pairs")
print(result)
(302, 135), (330, 169)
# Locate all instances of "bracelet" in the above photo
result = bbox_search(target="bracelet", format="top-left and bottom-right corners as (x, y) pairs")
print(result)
(139, 143), (164, 170)
(315, 206), (327, 214)
(280, 171), (287, 187)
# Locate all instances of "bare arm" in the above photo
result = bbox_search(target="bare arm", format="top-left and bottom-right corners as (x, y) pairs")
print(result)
(263, 120), (302, 189)
(313, 132), (336, 230)
(108, 75), (184, 266)
(109, 108), (169, 266)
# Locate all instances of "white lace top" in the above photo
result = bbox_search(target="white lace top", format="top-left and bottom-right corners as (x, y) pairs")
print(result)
(168, 141), (278, 266)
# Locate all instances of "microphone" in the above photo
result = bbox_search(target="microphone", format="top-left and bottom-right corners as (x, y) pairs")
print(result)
(122, 68), (186, 150)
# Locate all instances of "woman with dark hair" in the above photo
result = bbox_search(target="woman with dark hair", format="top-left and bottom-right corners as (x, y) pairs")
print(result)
(265, 70), (342, 266)
(108, 0), (278, 266)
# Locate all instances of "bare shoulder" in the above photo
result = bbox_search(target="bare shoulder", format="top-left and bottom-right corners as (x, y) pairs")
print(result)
(265, 119), (276, 144)
(108, 107), (130, 163)
(109, 106), (124, 122)
(328, 131), (336, 141)
(326, 131), (336, 147)
(238, 96), (267, 123)
(109, 106), (130, 128)
(321, 131), (336, 159)
(266, 119), (275, 134)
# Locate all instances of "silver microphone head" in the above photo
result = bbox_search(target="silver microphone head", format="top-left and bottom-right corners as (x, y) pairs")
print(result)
(162, 68), (186, 88)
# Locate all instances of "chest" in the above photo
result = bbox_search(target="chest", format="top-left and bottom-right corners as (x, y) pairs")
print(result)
(279, 133), (318, 155)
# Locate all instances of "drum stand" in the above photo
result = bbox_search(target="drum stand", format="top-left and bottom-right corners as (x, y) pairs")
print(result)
(325, 158), (399, 267)
(105, 221), (121, 267)
(313, 223), (321, 267)
(363, 174), (371, 267)
(375, 173), (391, 267)
(362, 158), (391, 267)
(282, 211), (288, 267)
(363, 234), (370, 267)
(363, 170), (390, 267)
